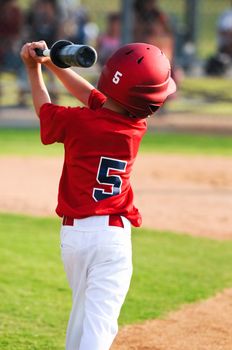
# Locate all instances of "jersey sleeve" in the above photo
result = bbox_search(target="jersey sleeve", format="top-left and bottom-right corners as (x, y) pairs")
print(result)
(39, 103), (75, 144)
(88, 89), (107, 110)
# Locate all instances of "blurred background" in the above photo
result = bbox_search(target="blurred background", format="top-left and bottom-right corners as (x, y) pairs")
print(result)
(1, 0), (232, 126)
(1, 3), (232, 349)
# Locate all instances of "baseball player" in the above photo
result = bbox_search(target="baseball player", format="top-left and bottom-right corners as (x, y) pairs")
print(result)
(20, 40), (176, 350)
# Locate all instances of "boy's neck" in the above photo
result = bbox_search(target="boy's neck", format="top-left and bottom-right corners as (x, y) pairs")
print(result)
(103, 98), (129, 115)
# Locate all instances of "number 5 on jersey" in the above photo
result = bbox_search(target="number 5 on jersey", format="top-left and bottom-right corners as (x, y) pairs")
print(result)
(93, 157), (127, 202)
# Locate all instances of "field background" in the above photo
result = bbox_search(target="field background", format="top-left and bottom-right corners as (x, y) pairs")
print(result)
(1, 214), (232, 349)
(18, 0), (232, 58)
(0, 129), (232, 350)
(1, 128), (232, 156)
(1, 0), (232, 349)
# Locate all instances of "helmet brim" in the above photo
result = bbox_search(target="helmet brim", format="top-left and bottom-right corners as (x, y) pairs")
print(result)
(166, 77), (177, 97)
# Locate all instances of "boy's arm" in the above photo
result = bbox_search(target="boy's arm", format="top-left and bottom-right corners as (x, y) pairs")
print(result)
(27, 65), (51, 116)
(30, 41), (94, 106)
(44, 60), (94, 106)
(21, 43), (51, 117)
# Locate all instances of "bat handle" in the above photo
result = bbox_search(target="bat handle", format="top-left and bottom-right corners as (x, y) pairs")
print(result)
(34, 48), (50, 57)
(34, 48), (44, 56)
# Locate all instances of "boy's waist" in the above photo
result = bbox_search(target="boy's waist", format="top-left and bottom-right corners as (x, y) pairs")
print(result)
(62, 214), (126, 229)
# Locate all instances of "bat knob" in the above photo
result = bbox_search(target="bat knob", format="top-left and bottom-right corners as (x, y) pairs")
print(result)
(34, 40), (97, 68)
(50, 40), (73, 68)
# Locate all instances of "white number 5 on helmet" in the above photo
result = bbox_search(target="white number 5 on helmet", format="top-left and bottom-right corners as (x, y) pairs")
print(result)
(112, 71), (123, 84)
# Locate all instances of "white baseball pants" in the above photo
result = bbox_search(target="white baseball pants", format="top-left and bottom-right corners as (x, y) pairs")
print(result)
(60, 215), (133, 350)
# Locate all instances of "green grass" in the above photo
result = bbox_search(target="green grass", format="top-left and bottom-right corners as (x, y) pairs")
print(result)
(0, 214), (69, 350)
(0, 72), (91, 107)
(0, 213), (232, 349)
(3, 73), (232, 115)
(0, 128), (231, 157)
(140, 132), (232, 156)
(123, 228), (232, 324)
(0, 129), (63, 157)
(169, 98), (232, 115)
(169, 77), (232, 115)
(181, 77), (232, 101)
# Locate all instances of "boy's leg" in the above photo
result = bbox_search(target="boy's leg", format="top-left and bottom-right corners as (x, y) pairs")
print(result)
(61, 227), (88, 350)
(79, 224), (133, 350)
(61, 217), (132, 350)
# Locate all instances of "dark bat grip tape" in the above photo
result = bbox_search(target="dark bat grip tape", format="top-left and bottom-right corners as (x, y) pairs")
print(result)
(34, 48), (44, 57)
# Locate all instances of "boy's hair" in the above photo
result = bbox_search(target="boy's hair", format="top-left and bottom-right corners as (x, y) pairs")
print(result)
(97, 43), (176, 118)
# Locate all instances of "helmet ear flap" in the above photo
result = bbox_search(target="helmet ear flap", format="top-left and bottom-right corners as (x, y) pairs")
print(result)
(149, 105), (160, 113)
(130, 104), (161, 118)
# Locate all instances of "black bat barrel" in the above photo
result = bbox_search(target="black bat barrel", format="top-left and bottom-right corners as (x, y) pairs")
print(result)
(35, 40), (97, 68)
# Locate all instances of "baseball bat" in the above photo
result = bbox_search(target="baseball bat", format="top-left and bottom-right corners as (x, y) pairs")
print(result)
(35, 40), (97, 68)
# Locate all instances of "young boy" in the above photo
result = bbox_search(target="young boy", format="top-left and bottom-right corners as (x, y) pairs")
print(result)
(21, 40), (176, 350)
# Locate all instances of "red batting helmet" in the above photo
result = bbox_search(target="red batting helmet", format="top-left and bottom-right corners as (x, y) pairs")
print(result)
(97, 43), (176, 118)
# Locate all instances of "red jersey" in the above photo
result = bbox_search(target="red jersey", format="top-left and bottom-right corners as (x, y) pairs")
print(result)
(39, 89), (147, 226)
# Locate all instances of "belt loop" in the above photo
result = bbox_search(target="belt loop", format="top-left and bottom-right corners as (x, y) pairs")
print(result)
(63, 216), (74, 226)
(109, 215), (124, 228)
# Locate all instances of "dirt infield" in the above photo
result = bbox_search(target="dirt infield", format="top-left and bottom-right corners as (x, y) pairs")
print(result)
(1, 153), (232, 349)
(111, 288), (232, 350)
(131, 154), (232, 240)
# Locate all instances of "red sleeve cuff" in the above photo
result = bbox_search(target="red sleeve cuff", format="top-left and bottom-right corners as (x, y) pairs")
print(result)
(88, 89), (107, 110)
